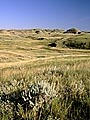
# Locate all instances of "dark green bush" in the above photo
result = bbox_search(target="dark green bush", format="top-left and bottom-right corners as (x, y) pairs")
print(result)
(63, 38), (90, 49)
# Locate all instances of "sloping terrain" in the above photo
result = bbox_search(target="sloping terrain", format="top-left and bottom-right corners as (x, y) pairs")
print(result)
(0, 29), (90, 66)
(0, 29), (90, 120)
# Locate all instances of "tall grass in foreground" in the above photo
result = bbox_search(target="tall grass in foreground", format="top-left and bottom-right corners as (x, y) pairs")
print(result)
(0, 59), (90, 120)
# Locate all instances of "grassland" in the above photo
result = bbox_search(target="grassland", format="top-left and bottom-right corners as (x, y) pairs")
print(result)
(0, 29), (90, 120)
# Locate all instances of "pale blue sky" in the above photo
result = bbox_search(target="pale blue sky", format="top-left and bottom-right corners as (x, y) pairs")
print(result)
(0, 0), (90, 30)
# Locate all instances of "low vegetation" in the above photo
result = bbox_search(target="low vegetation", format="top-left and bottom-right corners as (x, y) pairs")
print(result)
(63, 34), (90, 49)
(0, 29), (90, 120)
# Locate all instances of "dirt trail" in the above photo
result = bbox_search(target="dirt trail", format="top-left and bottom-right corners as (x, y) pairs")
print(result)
(0, 54), (90, 69)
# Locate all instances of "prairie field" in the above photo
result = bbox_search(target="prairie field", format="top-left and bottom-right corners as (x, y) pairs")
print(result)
(0, 29), (90, 120)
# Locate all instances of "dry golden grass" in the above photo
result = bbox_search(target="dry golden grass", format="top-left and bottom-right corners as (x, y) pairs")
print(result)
(0, 29), (90, 120)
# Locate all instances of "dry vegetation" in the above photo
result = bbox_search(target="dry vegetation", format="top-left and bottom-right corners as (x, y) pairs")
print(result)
(0, 29), (90, 120)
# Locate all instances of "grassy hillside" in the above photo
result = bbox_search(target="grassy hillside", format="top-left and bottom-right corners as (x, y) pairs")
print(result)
(0, 29), (90, 120)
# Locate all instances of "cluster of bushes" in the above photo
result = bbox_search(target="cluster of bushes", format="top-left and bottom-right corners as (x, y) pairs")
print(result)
(63, 38), (90, 49)
(0, 80), (56, 120)
(0, 64), (90, 120)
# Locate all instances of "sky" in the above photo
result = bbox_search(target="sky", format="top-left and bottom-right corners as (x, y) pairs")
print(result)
(0, 0), (90, 31)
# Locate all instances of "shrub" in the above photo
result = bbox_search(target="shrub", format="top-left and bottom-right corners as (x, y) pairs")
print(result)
(48, 42), (57, 47)
(0, 80), (56, 120)
(37, 37), (45, 40)
(63, 38), (90, 49)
